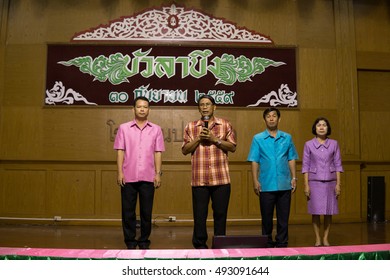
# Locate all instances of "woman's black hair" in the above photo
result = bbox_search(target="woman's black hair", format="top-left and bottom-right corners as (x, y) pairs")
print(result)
(312, 117), (331, 136)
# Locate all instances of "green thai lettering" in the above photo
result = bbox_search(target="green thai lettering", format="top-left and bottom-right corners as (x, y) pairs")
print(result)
(134, 85), (188, 104)
(175, 57), (190, 78)
(59, 48), (285, 86)
(188, 50), (212, 78)
(155, 57), (176, 78)
(195, 90), (235, 105)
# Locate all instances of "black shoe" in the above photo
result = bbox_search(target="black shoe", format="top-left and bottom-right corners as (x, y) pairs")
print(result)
(266, 241), (276, 248)
(126, 244), (137, 250)
(138, 244), (150, 250)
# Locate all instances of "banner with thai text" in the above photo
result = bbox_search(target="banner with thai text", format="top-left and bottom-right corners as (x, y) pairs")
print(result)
(45, 44), (297, 107)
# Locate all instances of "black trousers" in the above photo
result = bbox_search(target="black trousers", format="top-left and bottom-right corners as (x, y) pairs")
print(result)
(191, 184), (231, 249)
(121, 181), (155, 248)
(259, 190), (291, 248)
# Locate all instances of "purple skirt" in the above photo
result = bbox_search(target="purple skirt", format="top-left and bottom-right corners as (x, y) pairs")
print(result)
(307, 180), (339, 215)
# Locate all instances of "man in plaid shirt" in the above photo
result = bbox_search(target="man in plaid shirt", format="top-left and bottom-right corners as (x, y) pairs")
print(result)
(182, 95), (237, 249)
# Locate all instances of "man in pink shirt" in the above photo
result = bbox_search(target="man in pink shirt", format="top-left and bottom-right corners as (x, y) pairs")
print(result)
(114, 96), (165, 249)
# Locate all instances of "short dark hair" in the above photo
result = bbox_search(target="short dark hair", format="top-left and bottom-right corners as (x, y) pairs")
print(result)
(312, 117), (332, 136)
(197, 95), (216, 106)
(134, 96), (150, 107)
(263, 107), (281, 120)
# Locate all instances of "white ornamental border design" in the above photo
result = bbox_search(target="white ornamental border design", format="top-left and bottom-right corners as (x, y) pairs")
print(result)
(45, 81), (97, 105)
(72, 4), (273, 44)
(247, 84), (297, 108)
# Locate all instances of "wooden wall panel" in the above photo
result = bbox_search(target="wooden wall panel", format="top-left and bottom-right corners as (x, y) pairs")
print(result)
(297, 48), (338, 110)
(291, 166), (309, 221)
(354, 0), (390, 70)
(243, 1), (296, 45)
(153, 168), (193, 217)
(360, 111), (390, 162)
(355, 0), (390, 224)
(0, 107), (43, 159)
(335, 164), (362, 221)
(7, 0), (120, 44)
(100, 170), (121, 217)
(356, 51), (390, 71)
(296, 0), (335, 48)
(0, 162), (363, 223)
(358, 71), (390, 112)
(0, 170), (46, 215)
(47, 170), (96, 217)
(227, 169), (246, 218)
(334, 0), (360, 160)
(354, 0), (390, 53)
(42, 109), (109, 161)
(3, 45), (46, 106)
(359, 71), (390, 161)
(246, 170), (260, 217)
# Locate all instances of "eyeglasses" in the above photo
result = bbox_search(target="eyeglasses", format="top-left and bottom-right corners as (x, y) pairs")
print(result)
(199, 102), (213, 107)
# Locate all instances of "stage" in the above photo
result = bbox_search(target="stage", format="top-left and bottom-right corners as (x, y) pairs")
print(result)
(1, 243), (389, 260)
(1, 223), (389, 260)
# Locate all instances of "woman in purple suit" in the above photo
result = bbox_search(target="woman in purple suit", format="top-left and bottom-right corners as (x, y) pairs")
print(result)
(302, 117), (343, 247)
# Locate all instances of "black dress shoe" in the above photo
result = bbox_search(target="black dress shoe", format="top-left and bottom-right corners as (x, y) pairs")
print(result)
(127, 244), (137, 250)
(138, 244), (150, 250)
(266, 242), (276, 248)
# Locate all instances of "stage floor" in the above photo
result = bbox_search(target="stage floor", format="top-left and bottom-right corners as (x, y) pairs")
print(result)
(1, 243), (390, 260)
(0, 222), (389, 250)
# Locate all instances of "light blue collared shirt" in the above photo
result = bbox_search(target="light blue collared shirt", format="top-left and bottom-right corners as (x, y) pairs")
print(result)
(247, 130), (298, 192)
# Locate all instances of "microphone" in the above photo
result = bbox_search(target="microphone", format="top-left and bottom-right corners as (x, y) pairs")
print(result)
(202, 116), (210, 128)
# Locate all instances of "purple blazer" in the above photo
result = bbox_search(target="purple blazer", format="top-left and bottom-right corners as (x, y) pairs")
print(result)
(302, 138), (343, 181)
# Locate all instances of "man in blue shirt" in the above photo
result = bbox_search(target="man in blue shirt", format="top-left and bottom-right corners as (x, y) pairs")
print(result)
(247, 107), (298, 248)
